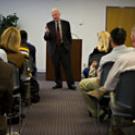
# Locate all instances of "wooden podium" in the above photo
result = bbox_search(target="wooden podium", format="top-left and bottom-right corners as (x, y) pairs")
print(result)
(46, 39), (82, 81)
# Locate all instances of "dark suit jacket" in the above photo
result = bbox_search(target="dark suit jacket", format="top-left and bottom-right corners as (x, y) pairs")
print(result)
(27, 43), (36, 64)
(21, 41), (36, 64)
(0, 60), (14, 114)
(44, 20), (72, 55)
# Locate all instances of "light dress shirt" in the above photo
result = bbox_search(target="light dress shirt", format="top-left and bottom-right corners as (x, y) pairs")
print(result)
(104, 50), (135, 91)
(98, 45), (134, 79)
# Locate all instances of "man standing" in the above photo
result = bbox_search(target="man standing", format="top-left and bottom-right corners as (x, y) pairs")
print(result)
(44, 8), (76, 90)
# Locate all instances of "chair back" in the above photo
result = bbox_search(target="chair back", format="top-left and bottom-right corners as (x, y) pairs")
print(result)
(100, 61), (114, 86)
(115, 70), (135, 116)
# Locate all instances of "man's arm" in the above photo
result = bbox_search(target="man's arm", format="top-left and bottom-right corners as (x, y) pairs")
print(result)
(96, 56), (104, 80)
(44, 24), (51, 41)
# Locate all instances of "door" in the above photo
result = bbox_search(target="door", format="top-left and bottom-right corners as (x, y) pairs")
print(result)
(106, 7), (135, 46)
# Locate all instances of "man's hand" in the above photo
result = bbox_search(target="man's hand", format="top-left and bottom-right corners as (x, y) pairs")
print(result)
(87, 87), (106, 100)
(45, 26), (49, 33)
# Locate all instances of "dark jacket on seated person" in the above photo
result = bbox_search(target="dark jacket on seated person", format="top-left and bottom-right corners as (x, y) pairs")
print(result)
(82, 48), (110, 78)
(20, 30), (37, 76)
(88, 48), (110, 68)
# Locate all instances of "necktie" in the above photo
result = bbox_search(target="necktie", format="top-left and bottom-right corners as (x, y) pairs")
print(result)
(56, 21), (61, 46)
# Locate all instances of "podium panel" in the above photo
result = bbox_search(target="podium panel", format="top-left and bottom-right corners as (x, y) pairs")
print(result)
(46, 39), (82, 81)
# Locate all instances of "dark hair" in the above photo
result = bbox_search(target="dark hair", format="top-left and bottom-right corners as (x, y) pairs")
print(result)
(20, 30), (28, 41)
(110, 27), (126, 45)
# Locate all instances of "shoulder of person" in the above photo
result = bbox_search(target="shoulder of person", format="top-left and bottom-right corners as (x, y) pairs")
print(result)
(27, 42), (36, 50)
(90, 48), (99, 56)
(127, 47), (135, 51)
(47, 21), (55, 25)
(61, 20), (70, 24)
(0, 48), (6, 53)
(93, 48), (99, 53)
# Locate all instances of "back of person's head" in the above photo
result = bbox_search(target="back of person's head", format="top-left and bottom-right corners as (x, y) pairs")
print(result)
(0, 26), (21, 52)
(20, 30), (28, 42)
(96, 31), (110, 52)
(110, 27), (126, 46)
(19, 30), (30, 58)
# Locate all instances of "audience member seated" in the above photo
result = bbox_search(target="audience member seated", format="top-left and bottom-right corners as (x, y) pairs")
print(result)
(0, 27), (31, 84)
(20, 30), (37, 76)
(0, 26), (25, 69)
(82, 31), (111, 78)
(88, 26), (135, 99)
(80, 27), (134, 92)
(20, 30), (40, 103)
(0, 27), (32, 105)
(88, 50), (135, 126)
(80, 28), (134, 116)
(89, 50), (135, 99)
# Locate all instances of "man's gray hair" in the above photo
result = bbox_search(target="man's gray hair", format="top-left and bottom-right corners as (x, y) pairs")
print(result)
(51, 8), (60, 13)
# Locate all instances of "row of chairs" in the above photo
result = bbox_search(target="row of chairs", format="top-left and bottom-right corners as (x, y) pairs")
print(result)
(0, 61), (32, 135)
(101, 62), (135, 134)
(110, 71), (135, 129)
(100, 62), (135, 120)
(81, 62), (135, 134)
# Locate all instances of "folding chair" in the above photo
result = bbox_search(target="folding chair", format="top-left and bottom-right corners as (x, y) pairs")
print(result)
(109, 70), (135, 135)
(97, 61), (114, 121)
(7, 64), (21, 135)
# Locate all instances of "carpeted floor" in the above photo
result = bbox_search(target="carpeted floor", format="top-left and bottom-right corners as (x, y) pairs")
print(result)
(20, 73), (109, 135)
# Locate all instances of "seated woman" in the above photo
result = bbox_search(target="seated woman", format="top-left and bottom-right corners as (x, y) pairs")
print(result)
(0, 27), (32, 104)
(89, 31), (111, 65)
(0, 27), (32, 79)
(0, 26), (25, 69)
(80, 31), (111, 91)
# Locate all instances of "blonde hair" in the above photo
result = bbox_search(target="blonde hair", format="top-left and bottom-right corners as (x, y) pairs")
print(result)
(96, 31), (110, 52)
(0, 26), (21, 52)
